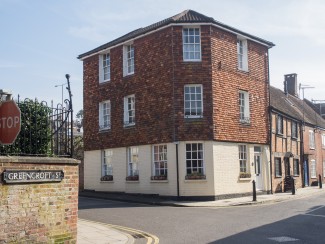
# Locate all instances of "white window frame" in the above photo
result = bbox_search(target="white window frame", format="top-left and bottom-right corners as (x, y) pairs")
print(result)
(239, 145), (248, 173)
(237, 38), (248, 71)
(123, 95), (135, 127)
(311, 159), (316, 178)
(185, 142), (205, 175)
(152, 145), (168, 177)
(127, 147), (139, 177)
(99, 100), (111, 130)
(123, 43), (134, 76)
(184, 84), (203, 118)
(309, 130), (315, 149)
(239, 90), (250, 124)
(102, 149), (113, 176)
(99, 53), (110, 83)
(182, 27), (201, 61)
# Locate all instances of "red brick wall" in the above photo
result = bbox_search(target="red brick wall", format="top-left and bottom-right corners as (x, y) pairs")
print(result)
(210, 26), (270, 144)
(83, 24), (270, 150)
(0, 157), (79, 243)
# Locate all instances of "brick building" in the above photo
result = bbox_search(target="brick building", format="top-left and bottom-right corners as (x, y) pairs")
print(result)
(78, 10), (274, 200)
(270, 74), (325, 193)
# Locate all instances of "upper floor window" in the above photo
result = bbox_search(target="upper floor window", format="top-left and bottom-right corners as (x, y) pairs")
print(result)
(184, 84), (203, 118)
(291, 121), (298, 139)
(123, 44), (134, 76)
(276, 115), (283, 135)
(102, 149), (113, 178)
(99, 100), (111, 130)
(309, 130), (315, 149)
(237, 38), (248, 71)
(124, 95), (135, 126)
(183, 27), (201, 61)
(239, 90), (250, 124)
(185, 143), (204, 176)
(99, 53), (110, 83)
(239, 145), (248, 173)
(152, 145), (168, 179)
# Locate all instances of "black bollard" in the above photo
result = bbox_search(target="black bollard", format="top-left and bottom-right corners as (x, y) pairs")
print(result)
(292, 177), (295, 195)
(319, 174), (322, 189)
(253, 180), (257, 201)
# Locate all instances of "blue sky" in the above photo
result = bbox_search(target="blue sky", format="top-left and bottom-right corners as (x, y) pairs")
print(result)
(1, 0), (325, 114)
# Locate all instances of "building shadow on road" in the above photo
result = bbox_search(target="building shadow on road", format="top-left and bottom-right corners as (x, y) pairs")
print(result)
(209, 205), (325, 244)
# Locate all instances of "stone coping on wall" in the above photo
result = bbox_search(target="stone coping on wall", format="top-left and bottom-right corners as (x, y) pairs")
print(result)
(0, 156), (80, 165)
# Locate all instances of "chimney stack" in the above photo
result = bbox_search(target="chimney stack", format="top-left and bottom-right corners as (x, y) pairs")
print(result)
(284, 73), (298, 97)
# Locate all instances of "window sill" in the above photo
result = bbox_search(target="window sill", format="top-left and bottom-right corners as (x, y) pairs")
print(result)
(184, 116), (203, 119)
(99, 128), (111, 133)
(237, 68), (249, 74)
(100, 181), (114, 183)
(238, 177), (251, 181)
(124, 123), (135, 128)
(183, 59), (202, 63)
(99, 80), (110, 84)
(126, 180), (139, 183)
(123, 72), (135, 77)
(275, 176), (282, 178)
(184, 179), (207, 183)
(150, 180), (169, 183)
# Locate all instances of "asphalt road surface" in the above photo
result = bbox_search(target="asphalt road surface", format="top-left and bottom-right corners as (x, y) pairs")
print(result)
(79, 192), (325, 243)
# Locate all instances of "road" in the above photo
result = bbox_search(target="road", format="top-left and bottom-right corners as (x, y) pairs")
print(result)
(79, 193), (325, 243)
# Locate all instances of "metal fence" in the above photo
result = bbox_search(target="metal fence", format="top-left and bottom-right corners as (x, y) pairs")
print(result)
(0, 75), (74, 157)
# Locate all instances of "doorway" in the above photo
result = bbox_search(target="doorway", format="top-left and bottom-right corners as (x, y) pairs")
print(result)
(254, 147), (263, 191)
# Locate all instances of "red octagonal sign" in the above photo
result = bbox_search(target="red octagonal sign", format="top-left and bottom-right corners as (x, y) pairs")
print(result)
(0, 100), (21, 145)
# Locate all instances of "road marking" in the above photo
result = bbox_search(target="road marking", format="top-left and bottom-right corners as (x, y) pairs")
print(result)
(305, 205), (325, 214)
(268, 236), (299, 242)
(79, 218), (159, 244)
(304, 213), (325, 218)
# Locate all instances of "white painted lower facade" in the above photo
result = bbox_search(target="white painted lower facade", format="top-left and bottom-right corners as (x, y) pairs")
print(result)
(84, 140), (271, 198)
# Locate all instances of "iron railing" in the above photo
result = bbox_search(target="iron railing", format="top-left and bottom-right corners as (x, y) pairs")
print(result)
(0, 75), (74, 157)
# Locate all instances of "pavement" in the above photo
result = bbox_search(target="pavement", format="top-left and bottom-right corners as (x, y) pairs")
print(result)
(77, 186), (325, 243)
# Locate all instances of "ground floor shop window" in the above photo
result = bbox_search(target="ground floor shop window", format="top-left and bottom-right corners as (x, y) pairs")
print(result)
(185, 143), (205, 179)
(152, 145), (168, 180)
(101, 149), (113, 181)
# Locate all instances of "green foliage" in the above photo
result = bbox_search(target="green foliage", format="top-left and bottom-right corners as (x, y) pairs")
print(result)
(0, 99), (52, 156)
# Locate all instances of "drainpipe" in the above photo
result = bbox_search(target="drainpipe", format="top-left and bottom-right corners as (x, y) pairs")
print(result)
(171, 26), (180, 199)
(300, 120), (305, 187)
(267, 49), (273, 194)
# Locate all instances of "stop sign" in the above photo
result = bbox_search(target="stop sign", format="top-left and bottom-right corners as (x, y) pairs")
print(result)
(0, 100), (21, 145)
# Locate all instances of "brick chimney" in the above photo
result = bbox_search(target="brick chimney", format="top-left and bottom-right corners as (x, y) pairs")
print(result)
(284, 73), (298, 97)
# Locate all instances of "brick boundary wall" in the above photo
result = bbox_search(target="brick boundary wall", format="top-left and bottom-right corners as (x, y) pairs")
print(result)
(0, 157), (80, 243)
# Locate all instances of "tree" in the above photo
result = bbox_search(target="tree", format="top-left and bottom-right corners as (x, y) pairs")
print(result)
(0, 99), (51, 156)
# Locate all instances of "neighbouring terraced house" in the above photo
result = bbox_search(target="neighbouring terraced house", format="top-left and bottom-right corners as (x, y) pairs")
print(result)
(270, 74), (325, 193)
(78, 10), (275, 200)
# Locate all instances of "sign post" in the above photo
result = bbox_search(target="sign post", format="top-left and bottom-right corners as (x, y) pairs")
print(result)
(0, 100), (21, 145)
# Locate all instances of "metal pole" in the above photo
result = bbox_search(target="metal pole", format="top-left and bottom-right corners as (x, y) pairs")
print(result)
(292, 177), (295, 195)
(253, 180), (257, 201)
(319, 174), (322, 189)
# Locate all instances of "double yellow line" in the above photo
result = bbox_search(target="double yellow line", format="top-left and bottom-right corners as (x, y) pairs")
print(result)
(79, 218), (159, 244)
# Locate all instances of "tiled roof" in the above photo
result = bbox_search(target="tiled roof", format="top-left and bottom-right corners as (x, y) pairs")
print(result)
(270, 86), (325, 129)
(78, 9), (275, 59)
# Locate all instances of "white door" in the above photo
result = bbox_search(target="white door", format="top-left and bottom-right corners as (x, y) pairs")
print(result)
(254, 147), (263, 190)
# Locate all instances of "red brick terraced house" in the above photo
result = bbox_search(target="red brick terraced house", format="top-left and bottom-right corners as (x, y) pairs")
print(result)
(270, 74), (325, 193)
(78, 10), (275, 200)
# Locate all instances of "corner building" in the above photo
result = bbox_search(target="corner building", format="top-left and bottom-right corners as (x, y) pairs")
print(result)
(78, 10), (275, 200)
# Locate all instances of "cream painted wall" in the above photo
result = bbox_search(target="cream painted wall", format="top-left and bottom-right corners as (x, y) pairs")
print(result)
(84, 141), (270, 197)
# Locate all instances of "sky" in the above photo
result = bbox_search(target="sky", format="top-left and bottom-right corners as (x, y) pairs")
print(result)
(1, 0), (325, 115)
